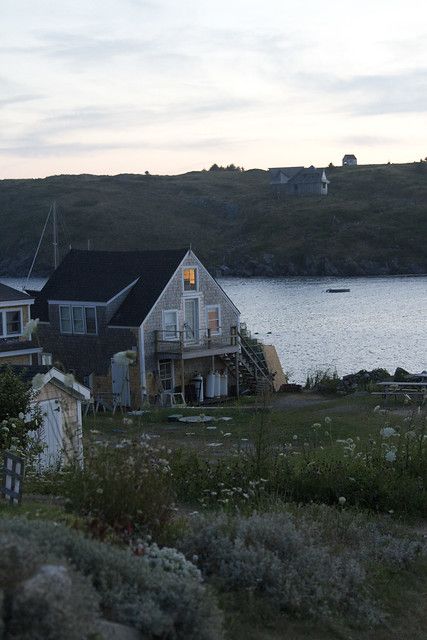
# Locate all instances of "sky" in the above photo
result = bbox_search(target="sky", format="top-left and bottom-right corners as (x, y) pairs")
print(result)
(1, 0), (426, 178)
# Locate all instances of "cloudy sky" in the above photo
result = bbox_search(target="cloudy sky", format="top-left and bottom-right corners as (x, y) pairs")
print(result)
(1, 0), (426, 178)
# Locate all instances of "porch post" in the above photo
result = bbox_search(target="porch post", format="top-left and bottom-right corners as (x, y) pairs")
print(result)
(181, 357), (185, 402)
(235, 352), (240, 398)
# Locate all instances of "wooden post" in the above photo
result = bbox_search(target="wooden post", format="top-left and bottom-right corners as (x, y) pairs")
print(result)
(181, 357), (185, 402)
(235, 352), (240, 398)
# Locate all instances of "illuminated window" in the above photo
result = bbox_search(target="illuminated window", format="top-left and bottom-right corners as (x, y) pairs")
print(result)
(206, 305), (221, 335)
(183, 268), (197, 291)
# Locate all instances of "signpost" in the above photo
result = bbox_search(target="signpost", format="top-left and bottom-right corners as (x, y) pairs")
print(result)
(2, 451), (24, 505)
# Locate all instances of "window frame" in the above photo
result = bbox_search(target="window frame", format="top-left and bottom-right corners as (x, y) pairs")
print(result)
(162, 309), (180, 341)
(158, 359), (175, 392)
(182, 266), (198, 293)
(205, 304), (222, 336)
(2, 308), (23, 337)
(0, 311), (3, 337)
(59, 304), (98, 335)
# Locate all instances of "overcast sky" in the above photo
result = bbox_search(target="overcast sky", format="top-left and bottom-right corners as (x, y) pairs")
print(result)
(1, 0), (426, 178)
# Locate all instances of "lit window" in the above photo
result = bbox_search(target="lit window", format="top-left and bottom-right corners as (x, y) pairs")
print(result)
(59, 306), (72, 333)
(6, 310), (22, 335)
(206, 305), (221, 335)
(183, 268), (197, 291)
(163, 310), (179, 340)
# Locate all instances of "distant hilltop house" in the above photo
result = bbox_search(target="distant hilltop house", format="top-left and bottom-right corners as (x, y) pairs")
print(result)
(342, 154), (357, 166)
(268, 166), (330, 197)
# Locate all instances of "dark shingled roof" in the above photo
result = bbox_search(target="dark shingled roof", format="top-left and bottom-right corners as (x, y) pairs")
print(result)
(0, 282), (31, 303)
(34, 248), (189, 326)
(288, 166), (328, 185)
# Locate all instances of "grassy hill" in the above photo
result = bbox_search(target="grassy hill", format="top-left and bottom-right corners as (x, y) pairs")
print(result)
(0, 162), (426, 276)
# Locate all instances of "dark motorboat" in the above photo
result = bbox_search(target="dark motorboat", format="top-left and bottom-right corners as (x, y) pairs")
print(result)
(326, 288), (350, 293)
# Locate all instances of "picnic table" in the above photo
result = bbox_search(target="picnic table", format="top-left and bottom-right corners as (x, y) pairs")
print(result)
(372, 381), (426, 404)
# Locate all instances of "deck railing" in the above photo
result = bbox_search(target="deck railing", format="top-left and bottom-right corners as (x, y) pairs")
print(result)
(155, 327), (239, 355)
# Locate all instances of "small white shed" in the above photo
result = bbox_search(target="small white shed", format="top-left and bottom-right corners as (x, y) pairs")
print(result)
(30, 368), (91, 469)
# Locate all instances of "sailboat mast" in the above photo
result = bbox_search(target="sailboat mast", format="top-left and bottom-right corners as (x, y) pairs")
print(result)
(52, 201), (59, 269)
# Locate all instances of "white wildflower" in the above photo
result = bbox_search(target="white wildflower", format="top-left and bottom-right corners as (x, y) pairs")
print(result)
(338, 496), (346, 506)
(385, 449), (397, 463)
(380, 426), (397, 438)
(23, 318), (39, 338)
(324, 416), (332, 424)
(113, 350), (137, 365)
(373, 405), (381, 413)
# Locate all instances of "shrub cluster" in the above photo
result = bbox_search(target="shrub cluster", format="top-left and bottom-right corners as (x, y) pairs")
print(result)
(0, 518), (223, 640)
(178, 508), (424, 624)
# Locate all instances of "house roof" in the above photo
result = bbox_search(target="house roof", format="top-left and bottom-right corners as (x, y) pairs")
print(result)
(33, 248), (189, 326)
(0, 340), (42, 354)
(269, 166), (328, 185)
(343, 154), (357, 159)
(0, 364), (91, 400)
(0, 282), (31, 303)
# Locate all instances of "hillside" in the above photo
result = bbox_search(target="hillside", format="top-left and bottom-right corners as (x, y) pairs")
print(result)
(0, 162), (426, 277)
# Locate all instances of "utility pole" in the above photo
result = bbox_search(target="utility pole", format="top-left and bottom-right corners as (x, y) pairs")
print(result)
(52, 201), (59, 269)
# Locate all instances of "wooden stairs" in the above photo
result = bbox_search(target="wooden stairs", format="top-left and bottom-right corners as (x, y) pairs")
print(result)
(221, 325), (273, 395)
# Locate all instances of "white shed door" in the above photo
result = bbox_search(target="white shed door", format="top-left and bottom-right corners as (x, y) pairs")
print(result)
(111, 360), (131, 406)
(37, 398), (64, 469)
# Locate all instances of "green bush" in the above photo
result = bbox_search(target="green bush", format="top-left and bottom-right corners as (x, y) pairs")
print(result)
(0, 518), (223, 639)
(177, 508), (424, 624)
(63, 436), (175, 540)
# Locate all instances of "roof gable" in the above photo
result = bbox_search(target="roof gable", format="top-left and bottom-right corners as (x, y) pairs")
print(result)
(0, 282), (31, 303)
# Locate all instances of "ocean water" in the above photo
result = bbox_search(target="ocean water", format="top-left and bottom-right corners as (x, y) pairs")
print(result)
(2, 275), (425, 384)
(219, 276), (426, 383)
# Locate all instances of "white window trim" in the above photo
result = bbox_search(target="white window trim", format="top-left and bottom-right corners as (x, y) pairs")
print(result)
(0, 307), (23, 338)
(158, 359), (175, 391)
(162, 309), (180, 341)
(205, 304), (222, 336)
(59, 304), (98, 335)
(182, 265), (199, 294)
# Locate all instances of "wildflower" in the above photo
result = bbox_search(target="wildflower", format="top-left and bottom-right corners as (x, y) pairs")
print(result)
(385, 449), (397, 463)
(23, 317), (39, 338)
(293, 435), (298, 440)
(373, 405), (381, 413)
(96, 488), (104, 494)
(311, 423), (321, 429)
(324, 416), (332, 424)
(338, 496), (346, 506)
(18, 412), (24, 420)
(113, 350), (137, 365)
(380, 427), (397, 438)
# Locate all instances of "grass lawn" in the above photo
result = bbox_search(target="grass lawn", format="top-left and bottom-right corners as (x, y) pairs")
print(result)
(83, 392), (410, 456)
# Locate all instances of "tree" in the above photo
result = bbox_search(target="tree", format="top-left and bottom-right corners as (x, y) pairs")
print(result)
(209, 164), (220, 171)
(0, 367), (41, 454)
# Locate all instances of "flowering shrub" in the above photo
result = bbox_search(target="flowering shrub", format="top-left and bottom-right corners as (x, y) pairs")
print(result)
(64, 436), (175, 539)
(178, 508), (424, 625)
(0, 518), (223, 639)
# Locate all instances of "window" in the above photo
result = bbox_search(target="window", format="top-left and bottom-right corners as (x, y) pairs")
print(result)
(206, 305), (221, 335)
(59, 305), (97, 335)
(159, 360), (174, 391)
(41, 353), (53, 366)
(85, 307), (97, 334)
(183, 267), (198, 291)
(0, 312), (3, 336)
(72, 306), (85, 333)
(59, 306), (72, 333)
(6, 310), (22, 335)
(163, 310), (179, 340)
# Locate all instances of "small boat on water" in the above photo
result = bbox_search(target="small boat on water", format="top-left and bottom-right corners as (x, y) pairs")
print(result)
(326, 288), (350, 293)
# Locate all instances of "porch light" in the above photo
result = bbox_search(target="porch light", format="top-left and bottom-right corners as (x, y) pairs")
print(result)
(2, 451), (25, 505)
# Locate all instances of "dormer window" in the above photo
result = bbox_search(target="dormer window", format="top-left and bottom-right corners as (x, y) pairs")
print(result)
(183, 267), (198, 292)
(60, 305), (97, 335)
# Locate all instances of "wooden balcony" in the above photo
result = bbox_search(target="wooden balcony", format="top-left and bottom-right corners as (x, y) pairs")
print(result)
(154, 327), (239, 360)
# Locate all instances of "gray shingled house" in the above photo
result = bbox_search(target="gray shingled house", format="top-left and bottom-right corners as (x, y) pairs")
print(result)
(342, 154), (357, 166)
(0, 283), (43, 366)
(32, 248), (272, 407)
(268, 166), (330, 196)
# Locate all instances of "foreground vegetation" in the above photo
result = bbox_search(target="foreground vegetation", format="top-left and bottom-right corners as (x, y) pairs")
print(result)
(1, 162), (426, 276)
(2, 375), (426, 639)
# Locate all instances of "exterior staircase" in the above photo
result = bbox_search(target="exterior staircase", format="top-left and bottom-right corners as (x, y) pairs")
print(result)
(221, 324), (273, 395)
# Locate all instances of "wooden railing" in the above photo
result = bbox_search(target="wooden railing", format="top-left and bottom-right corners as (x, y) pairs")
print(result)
(155, 327), (239, 355)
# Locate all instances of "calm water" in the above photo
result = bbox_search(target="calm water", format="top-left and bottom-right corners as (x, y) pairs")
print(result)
(219, 276), (426, 383)
(2, 275), (426, 384)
